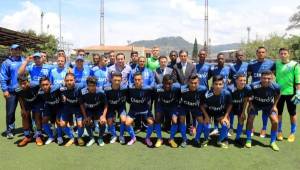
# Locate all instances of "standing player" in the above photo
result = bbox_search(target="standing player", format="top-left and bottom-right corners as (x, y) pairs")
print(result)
(90, 54), (108, 88)
(146, 46), (160, 71)
(196, 49), (211, 88)
(247, 47), (275, 137)
(201, 75), (232, 148)
(50, 54), (70, 89)
(245, 70), (280, 151)
(275, 48), (300, 142)
(104, 73), (128, 144)
(73, 55), (90, 87)
(79, 76), (108, 147)
(155, 74), (181, 148)
(126, 72), (155, 147)
(129, 56), (155, 87)
(180, 75), (207, 148)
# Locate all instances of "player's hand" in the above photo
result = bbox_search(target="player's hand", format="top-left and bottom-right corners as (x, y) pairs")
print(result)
(221, 117), (229, 126)
(26, 55), (33, 62)
(3, 91), (10, 99)
(292, 90), (300, 105)
(271, 106), (278, 115)
(84, 117), (91, 124)
(100, 115), (106, 124)
(240, 113), (246, 121)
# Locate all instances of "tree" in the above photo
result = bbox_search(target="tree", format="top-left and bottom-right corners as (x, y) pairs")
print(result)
(192, 38), (198, 61)
(287, 5), (300, 30)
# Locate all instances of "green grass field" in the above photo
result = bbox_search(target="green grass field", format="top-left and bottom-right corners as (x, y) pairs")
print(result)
(0, 97), (300, 170)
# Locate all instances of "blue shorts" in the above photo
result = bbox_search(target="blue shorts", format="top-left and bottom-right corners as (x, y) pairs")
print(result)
(42, 105), (61, 121)
(24, 101), (43, 114)
(179, 106), (202, 117)
(61, 112), (83, 122)
(155, 104), (179, 117)
(107, 106), (127, 119)
(208, 111), (225, 120)
(127, 110), (153, 120)
(249, 106), (276, 116)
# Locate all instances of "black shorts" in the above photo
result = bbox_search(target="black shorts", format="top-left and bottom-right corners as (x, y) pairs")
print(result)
(277, 95), (296, 116)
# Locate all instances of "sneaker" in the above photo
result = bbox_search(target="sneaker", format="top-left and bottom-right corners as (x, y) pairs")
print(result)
(86, 138), (95, 147)
(77, 137), (85, 146)
(180, 141), (187, 148)
(193, 139), (201, 147)
(288, 134), (295, 143)
(57, 137), (64, 145)
(245, 140), (252, 148)
(119, 136), (125, 145)
(64, 139), (74, 147)
(201, 140), (209, 147)
(45, 138), (54, 145)
(270, 142), (279, 151)
(234, 138), (243, 147)
(110, 136), (117, 144)
(217, 141), (229, 149)
(155, 139), (163, 148)
(277, 132), (283, 141)
(18, 137), (31, 147)
(145, 138), (153, 147)
(98, 138), (105, 147)
(209, 129), (219, 136)
(169, 139), (178, 148)
(260, 129), (266, 138)
(127, 137), (136, 146)
(35, 137), (43, 146)
(6, 132), (14, 139)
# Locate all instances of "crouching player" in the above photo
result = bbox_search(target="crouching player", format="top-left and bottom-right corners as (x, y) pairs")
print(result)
(227, 74), (251, 146)
(155, 74), (181, 148)
(15, 74), (43, 146)
(104, 72), (128, 144)
(79, 76), (108, 147)
(201, 75), (232, 148)
(60, 73), (85, 146)
(245, 70), (281, 151)
(180, 75), (207, 148)
(126, 72), (155, 146)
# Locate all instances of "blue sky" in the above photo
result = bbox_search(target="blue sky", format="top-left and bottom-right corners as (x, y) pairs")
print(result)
(0, 0), (299, 48)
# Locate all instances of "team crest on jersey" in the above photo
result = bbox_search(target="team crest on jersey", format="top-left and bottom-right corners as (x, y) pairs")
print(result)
(60, 86), (67, 91)
(205, 91), (213, 98)
(15, 87), (22, 92)
(253, 83), (261, 89)
(81, 88), (89, 95)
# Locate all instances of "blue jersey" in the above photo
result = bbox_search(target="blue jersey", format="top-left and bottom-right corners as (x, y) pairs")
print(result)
(50, 67), (69, 88)
(79, 87), (107, 111)
(90, 66), (108, 87)
(180, 85), (207, 109)
(227, 84), (252, 114)
(196, 63), (211, 88)
(26, 64), (51, 87)
(104, 84), (128, 110)
(128, 85), (153, 112)
(155, 83), (181, 107)
(0, 56), (25, 92)
(210, 65), (231, 87)
(202, 89), (232, 117)
(129, 66), (155, 87)
(250, 81), (280, 108)
(230, 62), (248, 81)
(73, 66), (90, 87)
(247, 59), (275, 83)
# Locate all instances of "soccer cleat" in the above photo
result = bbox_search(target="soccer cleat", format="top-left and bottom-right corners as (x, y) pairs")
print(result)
(260, 129), (266, 138)
(180, 141), (187, 148)
(277, 132), (283, 141)
(193, 140), (201, 148)
(57, 137), (64, 145)
(18, 137), (31, 147)
(245, 140), (252, 148)
(119, 136), (125, 145)
(64, 139), (74, 147)
(169, 140), (178, 148)
(155, 139), (163, 148)
(201, 140), (209, 147)
(45, 138), (54, 145)
(145, 138), (153, 147)
(234, 138), (243, 147)
(110, 136), (117, 144)
(77, 137), (85, 146)
(270, 142), (279, 151)
(86, 138), (95, 147)
(209, 129), (219, 136)
(288, 134), (295, 142)
(217, 141), (228, 149)
(6, 132), (14, 139)
(98, 138), (105, 147)
(35, 137), (43, 146)
(127, 137), (136, 146)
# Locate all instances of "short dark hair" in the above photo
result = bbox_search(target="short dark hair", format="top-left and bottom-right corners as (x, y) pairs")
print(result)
(131, 51), (138, 56)
(179, 50), (188, 56)
(93, 53), (100, 58)
(108, 50), (115, 55)
(159, 55), (167, 61)
(116, 52), (125, 59)
(235, 73), (247, 79)
(217, 53), (225, 58)
(189, 74), (199, 81)
(86, 76), (98, 85)
(169, 50), (178, 57)
(261, 70), (273, 76)
(133, 71), (142, 78)
(17, 74), (29, 83)
(77, 49), (85, 53)
(212, 75), (224, 83)
(111, 72), (122, 78)
(162, 74), (174, 84)
(39, 76), (50, 84)
(57, 49), (65, 53)
(279, 48), (289, 53)
(65, 73), (75, 79)
(256, 46), (267, 53)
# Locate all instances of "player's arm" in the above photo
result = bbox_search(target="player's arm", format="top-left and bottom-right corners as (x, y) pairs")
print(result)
(100, 104), (108, 124)
(18, 55), (33, 75)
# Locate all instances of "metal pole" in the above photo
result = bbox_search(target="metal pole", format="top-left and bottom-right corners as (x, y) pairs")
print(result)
(59, 0), (62, 49)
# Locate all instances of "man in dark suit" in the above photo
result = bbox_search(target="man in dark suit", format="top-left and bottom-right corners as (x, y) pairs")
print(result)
(154, 56), (174, 84)
(173, 50), (196, 85)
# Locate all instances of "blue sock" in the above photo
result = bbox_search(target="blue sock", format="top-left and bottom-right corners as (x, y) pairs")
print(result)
(56, 126), (63, 138)
(235, 123), (243, 140)
(146, 124), (154, 139)
(219, 123), (228, 142)
(246, 129), (252, 141)
(193, 119), (197, 127)
(86, 125), (93, 138)
(154, 124), (162, 139)
(126, 126), (135, 139)
(291, 123), (296, 134)
(24, 130), (30, 137)
(63, 127), (74, 139)
(120, 123), (125, 137)
(262, 114), (268, 130)
(43, 123), (54, 139)
(204, 124), (211, 140)
(77, 127), (84, 138)
(170, 124), (178, 140)
(270, 130), (277, 143)
(278, 121), (282, 132)
(195, 123), (204, 142)
(230, 113), (234, 129)
(180, 123), (187, 142)
(109, 125), (117, 137)
(214, 122), (219, 130)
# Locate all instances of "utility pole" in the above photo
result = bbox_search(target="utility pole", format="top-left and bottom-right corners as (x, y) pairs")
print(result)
(59, 0), (62, 49)
(204, 0), (209, 56)
(100, 0), (105, 46)
(247, 26), (251, 43)
(41, 12), (44, 34)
